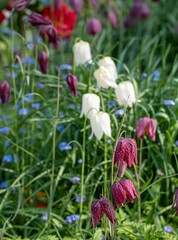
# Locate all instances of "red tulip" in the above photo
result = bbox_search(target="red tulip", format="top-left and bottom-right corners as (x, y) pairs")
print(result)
(0, 81), (10, 104)
(87, 18), (102, 36)
(134, 117), (157, 141)
(65, 74), (77, 97)
(38, 52), (49, 74)
(112, 179), (138, 207)
(90, 196), (117, 228)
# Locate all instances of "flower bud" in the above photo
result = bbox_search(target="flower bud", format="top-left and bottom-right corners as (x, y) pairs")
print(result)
(87, 18), (102, 35)
(69, 0), (83, 15)
(0, 81), (10, 104)
(46, 26), (58, 49)
(54, 0), (63, 9)
(73, 40), (92, 66)
(38, 52), (49, 74)
(106, 10), (117, 28)
(13, 0), (31, 11)
(28, 12), (51, 26)
(65, 74), (78, 97)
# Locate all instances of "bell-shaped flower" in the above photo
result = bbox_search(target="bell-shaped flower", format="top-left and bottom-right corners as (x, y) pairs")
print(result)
(171, 188), (178, 215)
(54, 0), (63, 9)
(0, 81), (10, 104)
(13, 0), (31, 11)
(73, 40), (92, 66)
(134, 117), (157, 141)
(65, 74), (78, 97)
(90, 196), (117, 228)
(114, 137), (137, 168)
(98, 57), (118, 82)
(87, 18), (102, 35)
(46, 26), (58, 49)
(38, 52), (49, 74)
(106, 10), (118, 28)
(69, 0), (83, 15)
(28, 12), (51, 26)
(90, 111), (111, 140)
(115, 81), (136, 107)
(80, 93), (100, 119)
(111, 178), (138, 207)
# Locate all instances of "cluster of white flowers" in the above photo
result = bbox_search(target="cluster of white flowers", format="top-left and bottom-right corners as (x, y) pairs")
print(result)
(73, 40), (136, 140)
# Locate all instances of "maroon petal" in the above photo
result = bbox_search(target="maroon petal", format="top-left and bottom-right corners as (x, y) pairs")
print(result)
(28, 12), (51, 26)
(127, 179), (139, 199)
(66, 74), (78, 97)
(0, 81), (10, 104)
(100, 197), (117, 225)
(147, 118), (157, 141)
(112, 182), (126, 207)
(118, 161), (127, 177)
(90, 200), (104, 228)
(171, 188), (178, 215)
(119, 178), (135, 203)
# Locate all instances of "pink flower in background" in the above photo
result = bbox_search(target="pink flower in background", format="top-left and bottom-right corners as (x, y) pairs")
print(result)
(87, 18), (102, 35)
(13, 0), (32, 11)
(134, 117), (157, 141)
(66, 74), (78, 97)
(112, 179), (138, 207)
(69, 0), (83, 15)
(171, 188), (178, 215)
(0, 81), (10, 104)
(90, 196), (117, 228)
(106, 10), (117, 28)
(38, 52), (49, 74)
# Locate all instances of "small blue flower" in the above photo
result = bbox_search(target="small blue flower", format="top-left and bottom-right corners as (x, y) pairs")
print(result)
(115, 109), (124, 117)
(32, 103), (41, 109)
(102, 235), (105, 240)
(61, 64), (72, 71)
(68, 104), (76, 109)
(163, 226), (173, 233)
(6, 72), (17, 78)
(78, 158), (82, 164)
(37, 125), (42, 130)
(0, 127), (10, 135)
(18, 108), (29, 116)
(5, 141), (11, 147)
(3, 155), (12, 163)
(36, 83), (45, 88)
(66, 215), (80, 224)
(153, 70), (160, 81)
(21, 57), (35, 65)
(59, 142), (72, 151)
(72, 177), (80, 183)
(40, 213), (47, 221)
(107, 139), (112, 144)
(164, 100), (175, 106)
(109, 101), (116, 109)
(0, 182), (8, 188)
(56, 125), (64, 131)
(175, 140), (178, 147)
(24, 94), (33, 102)
(77, 106), (81, 111)
(75, 195), (86, 203)
(142, 72), (147, 78)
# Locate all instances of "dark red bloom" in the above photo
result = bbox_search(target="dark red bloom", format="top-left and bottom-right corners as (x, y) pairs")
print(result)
(38, 52), (49, 74)
(6, 0), (14, 11)
(114, 138), (137, 168)
(111, 178), (138, 208)
(69, 0), (83, 15)
(66, 74), (78, 97)
(28, 12), (51, 26)
(87, 18), (102, 36)
(54, 0), (63, 9)
(46, 26), (58, 49)
(106, 10), (117, 28)
(0, 81), (10, 104)
(13, 0), (31, 11)
(171, 188), (178, 215)
(134, 117), (157, 141)
(90, 196), (117, 228)
(42, 3), (76, 39)
(0, 12), (5, 24)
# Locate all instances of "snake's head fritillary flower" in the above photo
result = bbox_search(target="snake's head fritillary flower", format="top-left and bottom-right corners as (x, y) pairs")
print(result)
(38, 52), (49, 74)
(134, 117), (157, 141)
(87, 18), (102, 36)
(69, 0), (83, 15)
(163, 226), (173, 233)
(171, 188), (178, 215)
(46, 26), (58, 49)
(13, 0), (31, 11)
(114, 138), (137, 168)
(106, 10), (117, 28)
(80, 93), (100, 119)
(130, 1), (150, 20)
(0, 81), (10, 104)
(73, 40), (92, 66)
(66, 74), (78, 97)
(29, 12), (51, 26)
(112, 179), (138, 207)
(90, 197), (117, 228)
(54, 0), (63, 9)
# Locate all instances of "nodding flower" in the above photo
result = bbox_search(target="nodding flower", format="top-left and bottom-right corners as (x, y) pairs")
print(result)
(13, 0), (32, 11)
(28, 12), (51, 26)
(65, 74), (78, 97)
(171, 188), (178, 215)
(0, 81), (10, 104)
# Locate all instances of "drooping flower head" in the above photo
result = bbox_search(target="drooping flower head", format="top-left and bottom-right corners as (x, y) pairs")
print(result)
(28, 12), (52, 26)
(65, 74), (78, 97)
(171, 188), (178, 215)
(46, 26), (58, 49)
(111, 178), (138, 207)
(80, 93), (100, 119)
(134, 117), (157, 141)
(73, 40), (92, 66)
(54, 0), (63, 9)
(90, 196), (117, 228)
(0, 81), (10, 104)
(13, 0), (32, 11)
(69, 0), (83, 15)
(87, 18), (102, 36)
(106, 10), (118, 28)
(0, 12), (5, 24)
(42, 2), (76, 38)
(38, 52), (49, 74)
